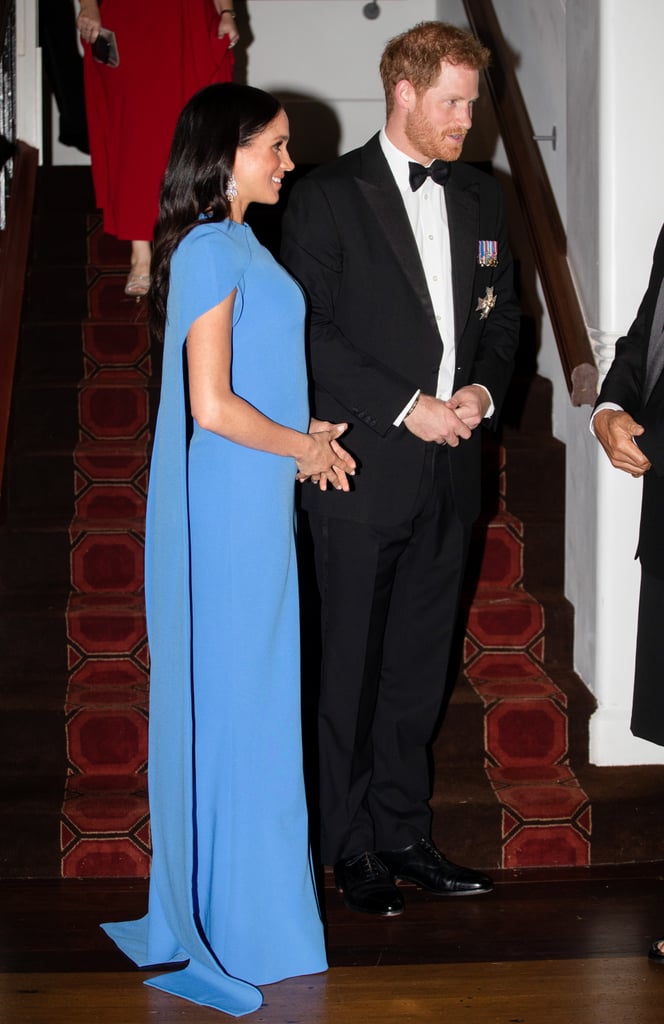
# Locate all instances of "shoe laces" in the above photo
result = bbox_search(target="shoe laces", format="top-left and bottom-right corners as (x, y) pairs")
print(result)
(417, 837), (444, 863)
(347, 851), (389, 880)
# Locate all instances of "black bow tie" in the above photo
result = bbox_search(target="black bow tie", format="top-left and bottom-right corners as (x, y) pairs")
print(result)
(408, 160), (451, 191)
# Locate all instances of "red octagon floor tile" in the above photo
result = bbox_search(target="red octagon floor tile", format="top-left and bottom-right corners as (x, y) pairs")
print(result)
(475, 523), (523, 589)
(67, 707), (148, 774)
(465, 650), (544, 680)
(61, 838), (150, 878)
(485, 698), (568, 765)
(496, 782), (589, 821)
(466, 591), (544, 648)
(71, 532), (144, 592)
(63, 793), (149, 832)
(502, 823), (590, 868)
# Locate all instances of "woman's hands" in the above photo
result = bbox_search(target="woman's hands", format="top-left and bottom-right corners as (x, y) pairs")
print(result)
(215, 6), (240, 48)
(76, 1), (102, 43)
(187, 300), (353, 488)
(296, 420), (356, 491)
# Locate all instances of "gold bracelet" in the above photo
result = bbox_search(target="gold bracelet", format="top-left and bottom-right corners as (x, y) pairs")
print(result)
(220, 8), (236, 17)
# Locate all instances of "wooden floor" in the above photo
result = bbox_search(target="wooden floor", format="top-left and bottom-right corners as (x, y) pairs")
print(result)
(3, 864), (664, 1023)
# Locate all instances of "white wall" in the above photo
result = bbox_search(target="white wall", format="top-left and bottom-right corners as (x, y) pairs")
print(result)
(16, 0), (41, 151)
(244, 0), (438, 161)
(491, 0), (664, 764)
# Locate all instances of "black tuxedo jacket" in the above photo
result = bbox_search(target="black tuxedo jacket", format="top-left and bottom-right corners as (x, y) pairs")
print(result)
(595, 224), (664, 579)
(281, 134), (520, 526)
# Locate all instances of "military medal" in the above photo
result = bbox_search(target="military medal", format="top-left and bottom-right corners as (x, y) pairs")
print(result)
(478, 240), (498, 267)
(476, 286), (496, 320)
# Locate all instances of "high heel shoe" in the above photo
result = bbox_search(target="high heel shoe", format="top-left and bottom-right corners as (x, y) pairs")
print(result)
(648, 938), (664, 962)
(124, 272), (151, 297)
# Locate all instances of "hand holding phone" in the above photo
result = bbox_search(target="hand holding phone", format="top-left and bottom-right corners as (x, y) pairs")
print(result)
(92, 28), (120, 67)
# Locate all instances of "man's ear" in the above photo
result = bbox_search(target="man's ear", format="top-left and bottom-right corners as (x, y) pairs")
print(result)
(394, 79), (416, 112)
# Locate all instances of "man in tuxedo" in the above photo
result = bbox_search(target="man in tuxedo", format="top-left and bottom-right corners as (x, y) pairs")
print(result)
(281, 21), (520, 916)
(593, 226), (664, 749)
(593, 226), (664, 964)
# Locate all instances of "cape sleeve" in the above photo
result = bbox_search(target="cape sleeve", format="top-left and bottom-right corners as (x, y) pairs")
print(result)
(169, 222), (250, 340)
(105, 222), (263, 1014)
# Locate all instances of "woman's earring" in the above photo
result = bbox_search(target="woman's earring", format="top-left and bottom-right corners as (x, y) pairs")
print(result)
(225, 173), (238, 202)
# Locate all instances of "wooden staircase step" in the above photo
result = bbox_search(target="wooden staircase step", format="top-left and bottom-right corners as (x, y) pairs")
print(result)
(578, 764), (664, 865)
(0, 708), (66, 776)
(17, 324), (85, 382)
(430, 765), (503, 870)
(4, 452), (76, 520)
(0, 525), (71, 593)
(9, 382), (81, 449)
(504, 439), (565, 521)
(28, 209), (91, 268)
(0, 775), (67, 878)
(0, 595), (67, 680)
(22, 265), (90, 325)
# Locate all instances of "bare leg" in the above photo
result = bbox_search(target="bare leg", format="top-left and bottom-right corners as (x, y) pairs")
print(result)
(125, 239), (152, 296)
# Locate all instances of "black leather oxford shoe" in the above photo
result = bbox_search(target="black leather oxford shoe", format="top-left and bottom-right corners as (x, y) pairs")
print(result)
(334, 851), (405, 916)
(378, 837), (493, 896)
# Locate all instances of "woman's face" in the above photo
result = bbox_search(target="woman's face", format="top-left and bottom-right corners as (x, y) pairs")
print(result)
(231, 109), (294, 218)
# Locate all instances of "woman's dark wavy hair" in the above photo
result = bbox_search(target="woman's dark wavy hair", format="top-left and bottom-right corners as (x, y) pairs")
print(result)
(148, 82), (283, 343)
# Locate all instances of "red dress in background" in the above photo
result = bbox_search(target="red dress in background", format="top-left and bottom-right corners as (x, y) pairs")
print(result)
(82, 1), (234, 241)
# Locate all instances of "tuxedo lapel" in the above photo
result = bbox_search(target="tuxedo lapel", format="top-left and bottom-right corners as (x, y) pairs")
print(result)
(644, 275), (664, 403)
(445, 176), (479, 343)
(354, 140), (482, 353)
(356, 137), (440, 339)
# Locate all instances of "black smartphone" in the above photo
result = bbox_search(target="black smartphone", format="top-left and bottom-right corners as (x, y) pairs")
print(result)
(92, 28), (119, 67)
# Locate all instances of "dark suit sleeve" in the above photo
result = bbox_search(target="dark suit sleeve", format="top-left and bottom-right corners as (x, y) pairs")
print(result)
(636, 404), (664, 475)
(596, 225), (664, 473)
(595, 299), (648, 414)
(281, 175), (421, 436)
(596, 226), (664, 414)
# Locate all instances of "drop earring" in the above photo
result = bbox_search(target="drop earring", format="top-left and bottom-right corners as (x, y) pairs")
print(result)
(225, 172), (238, 202)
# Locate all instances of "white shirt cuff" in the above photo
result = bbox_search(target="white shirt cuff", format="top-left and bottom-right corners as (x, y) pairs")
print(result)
(395, 389), (421, 427)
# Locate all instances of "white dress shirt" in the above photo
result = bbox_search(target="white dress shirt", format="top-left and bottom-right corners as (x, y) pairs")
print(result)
(379, 129), (493, 424)
(380, 130), (456, 413)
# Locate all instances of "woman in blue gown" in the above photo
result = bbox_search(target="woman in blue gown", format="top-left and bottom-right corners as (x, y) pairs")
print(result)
(101, 83), (355, 1015)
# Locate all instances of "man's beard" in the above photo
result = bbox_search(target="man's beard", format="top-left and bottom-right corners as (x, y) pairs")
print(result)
(405, 107), (468, 162)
